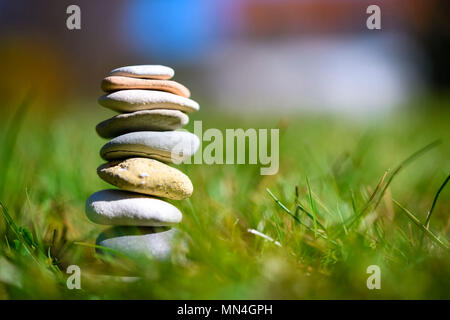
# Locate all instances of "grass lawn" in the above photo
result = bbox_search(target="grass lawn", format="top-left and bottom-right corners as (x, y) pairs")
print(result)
(0, 97), (449, 299)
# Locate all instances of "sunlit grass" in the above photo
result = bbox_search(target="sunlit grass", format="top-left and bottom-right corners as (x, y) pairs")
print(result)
(0, 98), (449, 299)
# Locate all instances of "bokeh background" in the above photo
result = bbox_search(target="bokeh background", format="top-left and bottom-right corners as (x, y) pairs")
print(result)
(0, 0), (449, 114)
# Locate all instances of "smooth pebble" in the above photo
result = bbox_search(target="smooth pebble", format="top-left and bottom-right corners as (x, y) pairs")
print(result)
(101, 76), (191, 98)
(98, 90), (199, 113)
(99, 131), (200, 163)
(97, 158), (193, 200)
(96, 226), (178, 260)
(96, 109), (189, 138)
(85, 189), (182, 226)
(109, 65), (174, 80)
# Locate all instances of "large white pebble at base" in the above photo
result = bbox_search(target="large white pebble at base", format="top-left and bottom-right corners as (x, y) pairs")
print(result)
(96, 226), (178, 260)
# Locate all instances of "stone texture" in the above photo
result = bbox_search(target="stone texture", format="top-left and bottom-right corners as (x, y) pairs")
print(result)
(85, 189), (182, 226)
(101, 76), (191, 98)
(96, 226), (178, 260)
(109, 65), (174, 80)
(97, 158), (193, 200)
(99, 131), (200, 163)
(96, 109), (189, 139)
(98, 90), (199, 113)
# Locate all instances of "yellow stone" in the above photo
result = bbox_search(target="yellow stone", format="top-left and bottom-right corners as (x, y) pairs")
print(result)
(97, 158), (193, 200)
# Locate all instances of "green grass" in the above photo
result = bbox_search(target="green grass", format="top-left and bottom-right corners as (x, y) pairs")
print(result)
(0, 97), (449, 299)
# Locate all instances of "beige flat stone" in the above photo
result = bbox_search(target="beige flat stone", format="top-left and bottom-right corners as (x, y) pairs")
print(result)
(97, 158), (193, 200)
(96, 110), (189, 139)
(101, 76), (190, 98)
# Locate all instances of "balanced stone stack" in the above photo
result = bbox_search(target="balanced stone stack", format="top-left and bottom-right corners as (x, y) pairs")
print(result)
(85, 65), (199, 260)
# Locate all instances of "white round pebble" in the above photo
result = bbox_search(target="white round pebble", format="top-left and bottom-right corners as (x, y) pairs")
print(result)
(85, 189), (182, 226)
(98, 90), (200, 113)
(109, 65), (174, 80)
(100, 131), (200, 163)
(96, 226), (178, 260)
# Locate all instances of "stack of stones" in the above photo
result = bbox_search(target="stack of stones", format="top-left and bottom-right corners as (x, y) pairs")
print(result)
(85, 65), (200, 260)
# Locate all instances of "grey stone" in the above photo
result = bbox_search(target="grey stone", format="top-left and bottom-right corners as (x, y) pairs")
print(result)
(96, 109), (189, 138)
(100, 131), (200, 163)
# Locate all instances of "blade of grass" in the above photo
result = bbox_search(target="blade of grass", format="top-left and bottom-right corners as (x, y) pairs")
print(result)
(350, 189), (357, 216)
(344, 170), (388, 231)
(5, 235), (11, 251)
(305, 176), (318, 237)
(420, 174), (450, 246)
(372, 140), (441, 211)
(186, 198), (202, 230)
(294, 185), (300, 218)
(73, 241), (129, 259)
(295, 203), (327, 231)
(424, 174), (449, 228)
(0, 202), (21, 235)
(0, 94), (32, 199)
(266, 188), (336, 244)
(392, 199), (448, 250)
(247, 229), (282, 247)
(0, 201), (40, 264)
(345, 140), (441, 233)
(311, 191), (333, 220)
(336, 204), (348, 235)
(1, 201), (62, 277)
